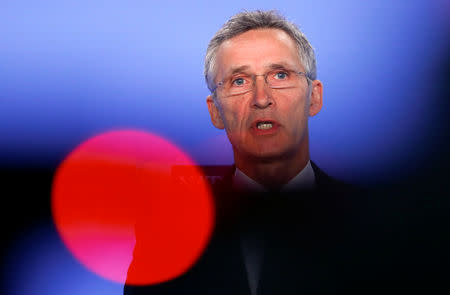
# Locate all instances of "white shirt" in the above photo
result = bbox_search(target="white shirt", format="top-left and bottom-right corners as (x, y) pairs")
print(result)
(233, 160), (316, 193)
(232, 161), (316, 295)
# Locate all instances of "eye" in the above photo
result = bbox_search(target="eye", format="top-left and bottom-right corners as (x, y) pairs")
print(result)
(231, 77), (246, 86)
(274, 71), (289, 80)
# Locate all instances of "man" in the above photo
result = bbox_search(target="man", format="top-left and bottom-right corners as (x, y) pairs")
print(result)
(205, 10), (324, 193)
(125, 10), (357, 295)
(201, 12), (356, 295)
(126, 10), (448, 295)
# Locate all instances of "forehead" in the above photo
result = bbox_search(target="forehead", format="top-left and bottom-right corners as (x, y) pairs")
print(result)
(215, 29), (301, 78)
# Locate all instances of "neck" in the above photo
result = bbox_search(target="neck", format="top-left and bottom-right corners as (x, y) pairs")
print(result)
(234, 137), (310, 191)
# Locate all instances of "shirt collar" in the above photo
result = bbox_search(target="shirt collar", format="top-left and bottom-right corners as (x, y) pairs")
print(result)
(232, 160), (316, 193)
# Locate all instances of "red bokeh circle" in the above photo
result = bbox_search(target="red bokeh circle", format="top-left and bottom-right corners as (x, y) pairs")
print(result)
(51, 130), (214, 285)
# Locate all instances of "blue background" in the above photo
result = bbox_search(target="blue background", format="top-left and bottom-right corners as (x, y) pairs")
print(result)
(1, 1), (449, 294)
(1, 0), (449, 185)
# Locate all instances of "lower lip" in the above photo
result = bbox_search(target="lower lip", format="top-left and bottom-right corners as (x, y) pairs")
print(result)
(251, 123), (279, 136)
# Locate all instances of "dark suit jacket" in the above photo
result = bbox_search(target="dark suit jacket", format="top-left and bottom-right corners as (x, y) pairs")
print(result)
(124, 162), (444, 294)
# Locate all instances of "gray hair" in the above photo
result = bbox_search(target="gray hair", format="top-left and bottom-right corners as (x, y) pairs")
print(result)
(204, 10), (317, 93)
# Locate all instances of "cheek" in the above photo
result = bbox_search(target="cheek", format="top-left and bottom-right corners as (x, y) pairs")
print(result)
(221, 103), (246, 130)
(283, 98), (309, 132)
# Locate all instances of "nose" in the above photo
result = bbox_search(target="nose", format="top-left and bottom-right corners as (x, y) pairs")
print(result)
(252, 75), (273, 109)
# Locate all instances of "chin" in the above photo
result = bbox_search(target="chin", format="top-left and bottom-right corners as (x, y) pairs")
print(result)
(241, 145), (292, 161)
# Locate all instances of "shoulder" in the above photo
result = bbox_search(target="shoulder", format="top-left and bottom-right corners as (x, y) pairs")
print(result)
(310, 161), (358, 194)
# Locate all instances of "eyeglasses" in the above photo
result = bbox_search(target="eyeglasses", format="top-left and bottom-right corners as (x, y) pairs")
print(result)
(212, 69), (311, 97)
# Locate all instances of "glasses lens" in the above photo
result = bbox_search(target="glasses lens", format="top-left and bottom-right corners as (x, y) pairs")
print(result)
(217, 70), (304, 96)
(266, 70), (299, 88)
(223, 74), (253, 96)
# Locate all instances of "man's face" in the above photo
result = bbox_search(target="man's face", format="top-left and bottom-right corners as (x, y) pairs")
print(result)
(207, 29), (322, 161)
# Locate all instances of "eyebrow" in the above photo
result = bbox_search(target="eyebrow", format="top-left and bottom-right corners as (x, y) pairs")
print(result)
(267, 62), (295, 70)
(225, 62), (296, 76)
(226, 65), (251, 76)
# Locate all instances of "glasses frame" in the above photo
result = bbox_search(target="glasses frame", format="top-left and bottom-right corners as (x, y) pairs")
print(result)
(212, 69), (311, 97)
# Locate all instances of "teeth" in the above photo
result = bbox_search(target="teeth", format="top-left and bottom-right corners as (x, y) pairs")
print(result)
(257, 122), (273, 130)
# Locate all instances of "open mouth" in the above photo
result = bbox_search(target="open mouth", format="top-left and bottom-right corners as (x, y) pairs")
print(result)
(252, 119), (279, 132)
(257, 121), (273, 130)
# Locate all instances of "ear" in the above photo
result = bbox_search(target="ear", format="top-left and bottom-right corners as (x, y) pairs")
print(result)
(309, 80), (323, 117)
(206, 95), (225, 129)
